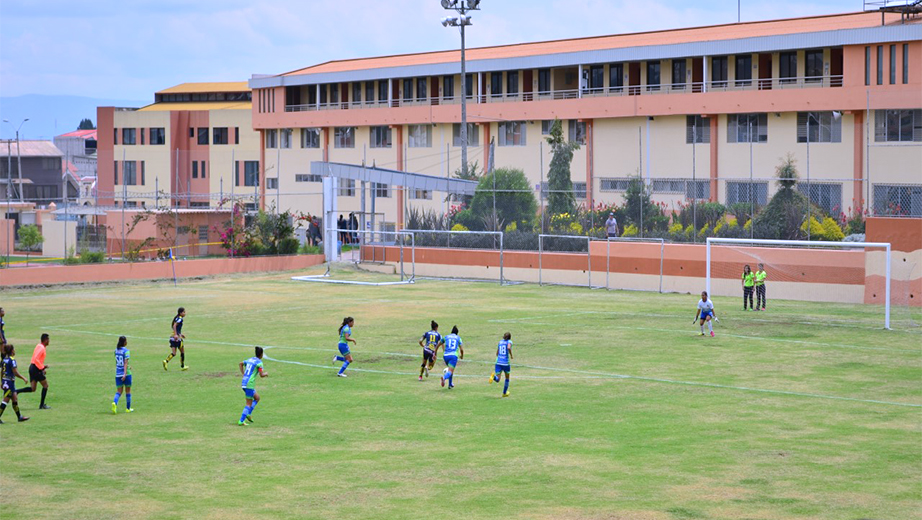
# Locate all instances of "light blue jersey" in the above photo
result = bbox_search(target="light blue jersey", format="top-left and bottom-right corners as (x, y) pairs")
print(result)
(442, 334), (463, 357)
(496, 339), (512, 365)
(241, 356), (263, 389)
(115, 347), (130, 377)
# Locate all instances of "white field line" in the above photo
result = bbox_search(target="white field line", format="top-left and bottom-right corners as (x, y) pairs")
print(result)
(45, 327), (922, 409)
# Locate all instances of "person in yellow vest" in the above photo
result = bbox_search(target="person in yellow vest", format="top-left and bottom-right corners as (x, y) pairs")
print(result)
(754, 263), (767, 311)
(741, 264), (755, 310)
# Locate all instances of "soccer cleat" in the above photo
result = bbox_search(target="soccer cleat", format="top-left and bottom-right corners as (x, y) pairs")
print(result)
(700, 332), (705, 336)
(424, 367), (429, 377)
(0, 419), (3, 424)
(237, 420), (247, 426)
(126, 408), (134, 413)
(162, 360), (168, 371)
(710, 331), (715, 337)
(246, 415), (254, 423)
(111, 402), (117, 414)
(332, 355), (338, 363)
(440, 375), (445, 387)
(39, 404), (51, 410)
(337, 373), (348, 378)
(18, 416), (30, 422)
(489, 375), (495, 384)
(418, 376), (423, 381)
(448, 384), (454, 389)
(181, 365), (189, 371)
(502, 392), (510, 398)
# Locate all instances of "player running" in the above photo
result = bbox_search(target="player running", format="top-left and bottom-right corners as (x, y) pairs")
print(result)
(0, 344), (30, 423)
(333, 317), (356, 377)
(112, 336), (134, 414)
(489, 332), (514, 398)
(693, 291), (718, 337)
(238, 346), (268, 426)
(418, 321), (441, 381)
(439, 326), (463, 389)
(16, 333), (51, 409)
(163, 307), (188, 371)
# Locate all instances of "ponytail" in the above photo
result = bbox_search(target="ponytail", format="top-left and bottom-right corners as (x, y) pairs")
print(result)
(431, 320), (438, 331)
(451, 325), (459, 334)
(117, 336), (127, 348)
(339, 317), (353, 334)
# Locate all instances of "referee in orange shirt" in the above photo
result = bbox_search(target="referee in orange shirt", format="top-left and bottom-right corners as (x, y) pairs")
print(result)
(17, 333), (50, 409)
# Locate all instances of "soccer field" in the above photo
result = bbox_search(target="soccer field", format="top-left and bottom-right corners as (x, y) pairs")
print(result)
(1, 269), (920, 520)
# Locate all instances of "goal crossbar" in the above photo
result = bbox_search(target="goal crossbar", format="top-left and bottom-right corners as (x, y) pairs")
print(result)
(401, 229), (505, 285)
(706, 237), (892, 329)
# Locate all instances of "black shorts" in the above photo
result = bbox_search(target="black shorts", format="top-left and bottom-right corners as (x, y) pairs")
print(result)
(29, 364), (46, 382)
(422, 348), (435, 364)
(170, 338), (183, 349)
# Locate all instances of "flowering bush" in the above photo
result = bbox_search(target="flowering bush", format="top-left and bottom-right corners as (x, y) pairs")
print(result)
(451, 223), (469, 232)
(821, 217), (845, 241)
(622, 223), (638, 237)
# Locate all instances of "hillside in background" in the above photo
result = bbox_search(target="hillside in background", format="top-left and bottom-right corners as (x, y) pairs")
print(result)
(0, 94), (147, 141)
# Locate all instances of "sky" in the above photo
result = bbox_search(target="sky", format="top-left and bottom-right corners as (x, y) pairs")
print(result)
(1, 0), (862, 102)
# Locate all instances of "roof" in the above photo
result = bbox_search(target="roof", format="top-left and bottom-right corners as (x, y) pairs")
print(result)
(282, 11), (912, 77)
(57, 129), (98, 140)
(137, 101), (251, 112)
(1, 140), (63, 157)
(156, 82), (250, 94)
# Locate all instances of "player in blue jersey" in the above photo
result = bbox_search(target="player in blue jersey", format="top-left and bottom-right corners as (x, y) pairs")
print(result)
(332, 317), (356, 377)
(490, 332), (514, 397)
(238, 346), (268, 426)
(439, 326), (464, 389)
(418, 321), (441, 381)
(0, 344), (30, 423)
(112, 336), (134, 414)
(693, 291), (718, 337)
(163, 307), (188, 371)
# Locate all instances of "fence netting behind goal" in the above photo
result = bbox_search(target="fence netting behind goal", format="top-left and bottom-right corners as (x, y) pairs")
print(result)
(399, 229), (504, 284)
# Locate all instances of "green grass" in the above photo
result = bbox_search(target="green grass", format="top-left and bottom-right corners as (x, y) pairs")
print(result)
(1, 268), (920, 520)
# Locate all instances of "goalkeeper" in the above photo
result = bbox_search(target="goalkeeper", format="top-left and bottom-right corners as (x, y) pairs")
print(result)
(693, 291), (718, 337)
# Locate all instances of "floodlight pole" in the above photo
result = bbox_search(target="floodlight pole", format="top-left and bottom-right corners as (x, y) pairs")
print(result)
(441, 1), (479, 181)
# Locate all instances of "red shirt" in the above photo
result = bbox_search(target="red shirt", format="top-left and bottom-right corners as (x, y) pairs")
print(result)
(31, 343), (46, 370)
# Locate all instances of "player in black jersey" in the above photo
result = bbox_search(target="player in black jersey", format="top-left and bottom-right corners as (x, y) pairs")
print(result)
(162, 307), (188, 371)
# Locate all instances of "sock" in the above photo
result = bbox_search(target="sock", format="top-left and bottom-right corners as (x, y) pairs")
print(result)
(165, 353), (174, 363)
(114, 392), (121, 404)
(0, 402), (6, 417)
(338, 361), (350, 375)
(335, 356), (346, 362)
(493, 372), (499, 382)
(420, 366), (425, 377)
(13, 403), (21, 418)
(126, 393), (131, 409)
(503, 378), (510, 394)
(708, 321), (713, 333)
(700, 325), (704, 333)
(448, 371), (453, 386)
(180, 352), (185, 366)
(250, 399), (258, 413)
(16, 387), (32, 394)
(40, 388), (47, 406)
(239, 406), (250, 423)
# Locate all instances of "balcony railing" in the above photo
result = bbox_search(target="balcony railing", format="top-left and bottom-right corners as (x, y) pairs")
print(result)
(284, 74), (845, 113)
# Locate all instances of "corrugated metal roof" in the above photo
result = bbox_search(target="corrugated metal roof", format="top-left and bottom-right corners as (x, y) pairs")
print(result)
(57, 129), (98, 139)
(156, 82), (250, 94)
(0, 140), (63, 157)
(137, 101), (251, 112)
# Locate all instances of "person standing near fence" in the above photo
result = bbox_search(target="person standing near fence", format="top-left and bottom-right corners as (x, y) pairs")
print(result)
(755, 263), (767, 311)
(742, 265), (755, 311)
(605, 213), (619, 238)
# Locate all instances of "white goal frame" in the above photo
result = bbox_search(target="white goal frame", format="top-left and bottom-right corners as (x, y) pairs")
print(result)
(291, 229), (415, 286)
(706, 237), (892, 329)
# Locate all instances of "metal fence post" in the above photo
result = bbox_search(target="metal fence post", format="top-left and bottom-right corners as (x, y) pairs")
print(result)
(606, 236), (611, 290)
(538, 235), (543, 286)
(586, 236), (592, 289)
(659, 240), (665, 293)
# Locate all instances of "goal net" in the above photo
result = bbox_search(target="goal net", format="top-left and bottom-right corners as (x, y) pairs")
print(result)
(401, 229), (505, 284)
(706, 238), (893, 329)
(291, 228), (415, 286)
(592, 237), (665, 293)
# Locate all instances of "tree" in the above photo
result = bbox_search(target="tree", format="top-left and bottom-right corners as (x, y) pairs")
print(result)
(469, 167), (537, 232)
(751, 154), (819, 240)
(77, 118), (95, 130)
(18, 224), (44, 266)
(545, 119), (579, 216)
(452, 160), (482, 208)
(621, 176), (664, 232)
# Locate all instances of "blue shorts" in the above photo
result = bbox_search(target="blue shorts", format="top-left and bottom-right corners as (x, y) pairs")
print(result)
(495, 364), (511, 374)
(242, 388), (255, 398)
(116, 375), (132, 388)
(338, 343), (350, 356)
(444, 355), (458, 368)
(700, 311), (713, 320)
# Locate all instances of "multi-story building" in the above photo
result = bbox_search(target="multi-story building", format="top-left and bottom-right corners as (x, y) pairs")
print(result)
(97, 82), (258, 210)
(0, 140), (78, 207)
(54, 129), (97, 179)
(247, 10), (921, 227)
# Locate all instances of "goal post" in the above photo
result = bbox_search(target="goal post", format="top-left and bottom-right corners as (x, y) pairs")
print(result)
(401, 229), (505, 285)
(291, 228), (415, 286)
(594, 237), (665, 293)
(706, 237), (892, 329)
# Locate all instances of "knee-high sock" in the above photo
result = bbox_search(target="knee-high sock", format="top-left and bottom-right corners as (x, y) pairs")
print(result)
(334, 356), (346, 362)
(114, 392), (121, 404)
(708, 321), (713, 333)
(180, 352), (185, 366)
(448, 371), (454, 385)
(700, 324), (704, 333)
(420, 365), (426, 377)
(40, 387), (47, 406)
(250, 399), (258, 413)
(165, 353), (174, 363)
(0, 401), (6, 418)
(239, 405), (252, 423)
(338, 361), (350, 375)
(16, 387), (32, 394)
(503, 378), (510, 394)
(126, 393), (131, 409)
(12, 403), (21, 418)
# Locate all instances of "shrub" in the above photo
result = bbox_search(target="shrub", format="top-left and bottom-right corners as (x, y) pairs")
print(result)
(800, 216), (826, 240)
(451, 223), (469, 232)
(622, 223), (638, 237)
(451, 208), (480, 231)
(845, 211), (866, 235)
(80, 250), (105, 264)
(697, 223), (710, 238)
(300, 243), (322, 255)
(728, 202), (755, 223)
(668, 222), (683, 235)
(63, 246), (80, 265)
(821, 217), (845, 241)
(713, 220), (724, 236)
(470, 167), (538, 232)
(278, 237), (300, 255)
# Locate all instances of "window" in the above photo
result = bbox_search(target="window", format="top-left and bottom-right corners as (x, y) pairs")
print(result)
(123, 161), (137, 185)
(403, 79), (413, 101)
(506, 70), (519, 95)
(573, 182), (587, 199)
(300, 128), (320, 148)
(280, 128), (292, 149)
(408, 124), (432, 148)
(873, 184), (922, 216)
(498, 121), (526, 146)
(903, 44), (909, 84)
(338, 178), (355, 197)
(798, 182), (842, 215)
(244, 161), (259, 187)
(42, 158), (59, 170)
(727, 113), (768, 143)
(672, 60), (686, 90)
(797, 112), (842, 143)
(235, 127), (240, 145)
(334, 127), (355, 148)
(141, 161), (145, 185)
(410, 189), (432, 200)
(265, 129), (278, 148)
(890, 44), (897, 85)
(200, 160), (206, 179)
(465, 73), (474, 98)
(609, 63), (624, 92)
(453, 123), (478, 147)
(589, 65), (604, 92)
(877, 46), (884, 85)
(735, 55), (752, 86)
(646, 61), (661, 91)
(369, 126), (392, 148)
(686, 180), (709, 200)
(711, 56), (728, 88)
(600, 178), (631, 192)
(865, 46), (871, 86)
(197, 127), (208, 145)
(652, 179), (687, 193)
(352, 82), (362, 104)
(491, 72), (503, 98)
(213, 127), (228, 145)
(686, 115), (710, 143)
(443, 75), (454, 100)
(114, 161), (118, 185)
(726, 181), (768, 206)
(538, 68), (551, 93)
(330, 83), (339, 104)
(295, 174), (322, 183)
(189, 127), (194, 139)
(416, 77), (427, 101)
(372, 182), (391, 198)
(192, 161), (198, 179)
(779, 51), (797, 84)
(875, 109), (922, 142)
(140, 129), (145, 145)
(377, 81), (388, 104)
(805, 49), (823, 83)
(122, 128), (136, 145)
(541, 120), (554, 135)
(147, 127), (164, 146)
(568, 120), (586, 145)
(266, 178), (278, 190)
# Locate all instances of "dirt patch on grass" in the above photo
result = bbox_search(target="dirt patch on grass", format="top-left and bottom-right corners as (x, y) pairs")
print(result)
(194, 371), (231, 379)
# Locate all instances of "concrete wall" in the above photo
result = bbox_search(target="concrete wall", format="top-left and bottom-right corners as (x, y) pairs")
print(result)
(40, 220), (77, 258)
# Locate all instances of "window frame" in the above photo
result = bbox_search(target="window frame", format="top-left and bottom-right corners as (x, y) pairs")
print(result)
(212, 127), (228, 145)
(334, 127), (355, 148)
(369, 126), (392, 149)
(497, 121), (526, 147)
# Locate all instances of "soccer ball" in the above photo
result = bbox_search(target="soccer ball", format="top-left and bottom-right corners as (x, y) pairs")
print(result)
(443, 368), (450, 377)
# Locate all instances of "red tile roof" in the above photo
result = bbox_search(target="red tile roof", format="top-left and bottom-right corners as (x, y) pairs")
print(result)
(58, 129), (98, 140)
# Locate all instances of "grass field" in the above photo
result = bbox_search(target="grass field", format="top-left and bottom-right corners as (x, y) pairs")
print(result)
(1, 268), (920, 520)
